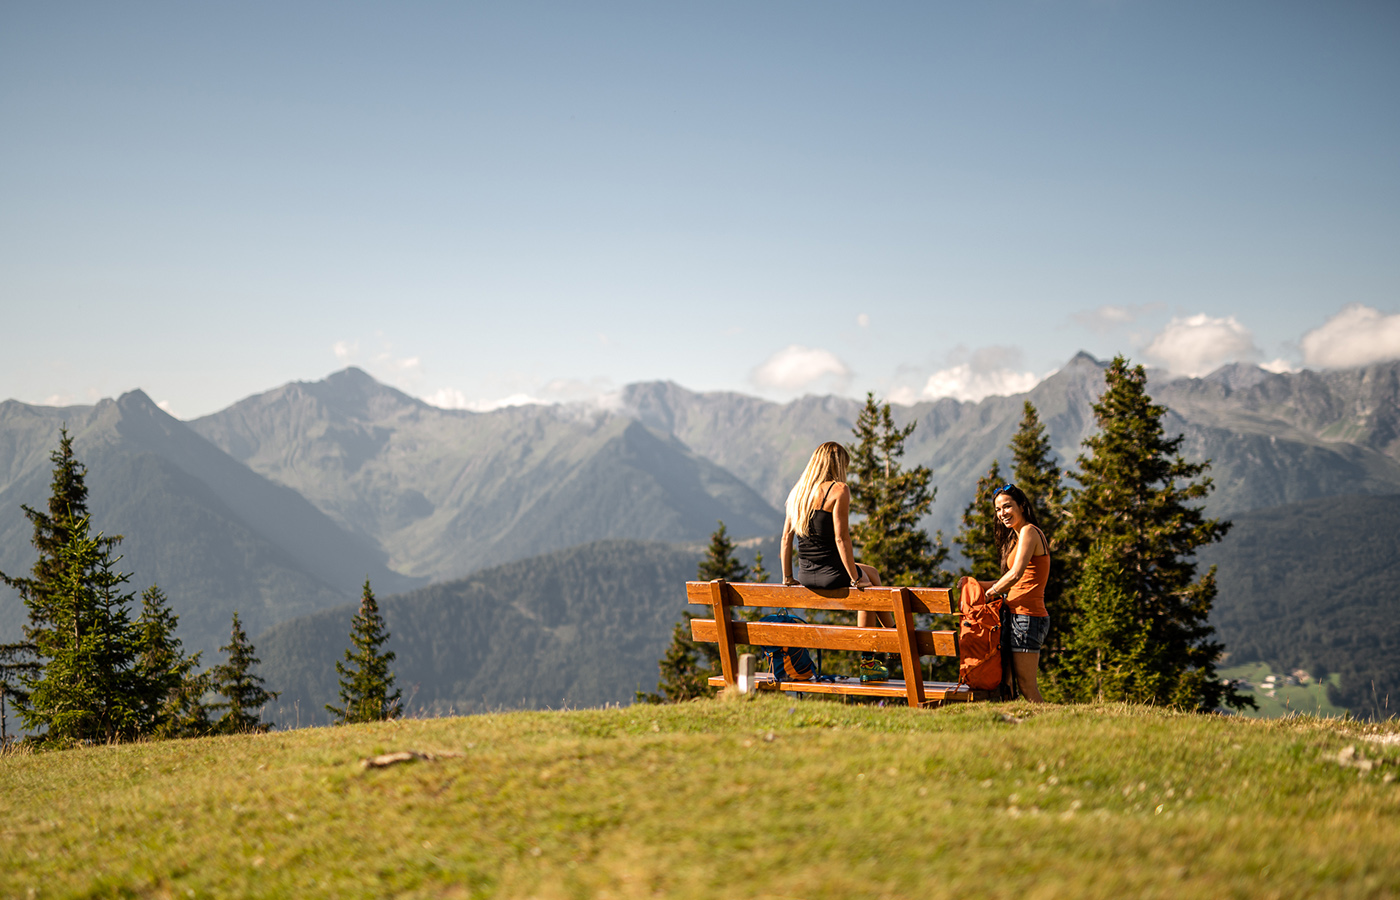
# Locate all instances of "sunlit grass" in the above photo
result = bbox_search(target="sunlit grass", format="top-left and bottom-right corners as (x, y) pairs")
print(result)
(3, 697), (1398, 898)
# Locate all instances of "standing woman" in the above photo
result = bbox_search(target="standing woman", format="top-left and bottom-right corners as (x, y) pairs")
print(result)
(972, 484), (1051, 702)
(779, 441), (891, 682)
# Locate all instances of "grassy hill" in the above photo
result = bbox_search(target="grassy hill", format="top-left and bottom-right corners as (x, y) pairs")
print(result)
(3, 698), (1398, 898)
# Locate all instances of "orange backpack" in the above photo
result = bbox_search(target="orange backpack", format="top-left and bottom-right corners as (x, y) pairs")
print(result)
(957, 578), (1003, 691)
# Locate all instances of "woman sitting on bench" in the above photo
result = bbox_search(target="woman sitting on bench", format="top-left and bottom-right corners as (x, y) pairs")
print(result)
(779, 441), (891, 683)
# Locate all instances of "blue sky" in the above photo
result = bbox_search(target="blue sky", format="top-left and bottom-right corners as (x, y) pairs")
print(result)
(3, 2), (1398, 417)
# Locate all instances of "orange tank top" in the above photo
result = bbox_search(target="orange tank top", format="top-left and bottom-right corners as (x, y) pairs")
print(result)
(1007, 554), (1050, 617)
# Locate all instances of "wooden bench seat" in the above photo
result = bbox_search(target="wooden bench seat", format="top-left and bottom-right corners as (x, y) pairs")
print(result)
(686, 579), (993, 708)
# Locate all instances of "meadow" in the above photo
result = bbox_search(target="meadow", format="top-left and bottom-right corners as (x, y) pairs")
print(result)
(3, 696), (1398, 899)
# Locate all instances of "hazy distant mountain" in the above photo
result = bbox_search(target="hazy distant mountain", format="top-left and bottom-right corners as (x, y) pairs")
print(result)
(256, 539), (707, 724)
(622, 354), (1400, 539)
(0, 392), (414, 658)
(189, 368), (783, 581)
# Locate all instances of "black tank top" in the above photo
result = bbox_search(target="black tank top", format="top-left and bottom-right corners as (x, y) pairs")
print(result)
(796, 483), (852, 589)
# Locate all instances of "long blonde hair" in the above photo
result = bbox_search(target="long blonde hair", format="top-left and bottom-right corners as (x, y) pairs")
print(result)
(784, 442), (850, 537)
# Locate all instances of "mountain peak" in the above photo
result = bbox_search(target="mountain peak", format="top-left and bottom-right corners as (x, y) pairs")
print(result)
(1066, 351), (1105, 369)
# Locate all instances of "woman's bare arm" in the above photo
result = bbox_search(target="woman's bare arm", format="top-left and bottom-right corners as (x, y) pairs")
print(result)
(780, 516), (797, 585)
(831, 484), (868, 588)
(987, 524), (1038, 596)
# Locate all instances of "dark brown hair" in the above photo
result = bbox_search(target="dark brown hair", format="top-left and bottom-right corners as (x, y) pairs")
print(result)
(992, 484), (1041, 571)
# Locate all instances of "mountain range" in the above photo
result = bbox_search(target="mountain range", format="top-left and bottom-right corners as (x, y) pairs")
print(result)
(5, 353), (1400, 711)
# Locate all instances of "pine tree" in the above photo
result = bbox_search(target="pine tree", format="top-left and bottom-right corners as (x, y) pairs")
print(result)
(0, 642), (39, 747)
(134, 585), (210, 738)
(326, 580), (402, 724)
(848, 394), (950, 586)
(19, 522), (146, 745)
(1057, 538), (1160, 703)
(0, 427), (121, 638)
(1060, 356), (1252, 711)
(696, 521), (751, 582)
(751, 551), (770, 584)
(639, 521), (749, 703)
(209, 612), (279, 734)
(955, 459), (1005, 581)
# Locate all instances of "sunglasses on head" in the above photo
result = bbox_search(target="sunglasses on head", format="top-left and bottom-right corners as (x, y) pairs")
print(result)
(993, 483), (1016, 497)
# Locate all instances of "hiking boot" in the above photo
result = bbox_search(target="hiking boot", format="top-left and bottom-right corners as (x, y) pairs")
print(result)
(859, 653), (889, 683)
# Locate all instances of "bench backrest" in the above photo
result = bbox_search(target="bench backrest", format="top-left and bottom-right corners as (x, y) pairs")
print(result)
(686, 579), (958, 707)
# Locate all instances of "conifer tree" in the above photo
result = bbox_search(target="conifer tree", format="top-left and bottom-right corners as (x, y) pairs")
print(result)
(0, 642), (39, 746)
(209, 612), (278, 733)
(955, 459), (1005, 581)
(639, 521), (749, 703)
(327, 580), (401, 724)
(750, 551), (770, 584)
(1058, 538), (1159, 702)
(19, 522), (146, 745)
(848, 394), (950, 586)
(0, 427), (121, 636)
(134, 585), (210, 738)
(1060, 356), (1252, 711)
(696, 521), (751, 582)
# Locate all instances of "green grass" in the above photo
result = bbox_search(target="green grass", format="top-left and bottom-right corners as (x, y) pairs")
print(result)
(1220, 662), (1348, 719)
(3, 697), (1399, 899)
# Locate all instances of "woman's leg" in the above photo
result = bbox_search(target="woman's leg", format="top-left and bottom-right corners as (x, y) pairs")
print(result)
(854, 565), (892, 628)
(1012, 652), (1044, 703)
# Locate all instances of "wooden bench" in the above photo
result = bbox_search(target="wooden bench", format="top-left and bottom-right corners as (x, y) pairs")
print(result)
(687, 579), (993, 708)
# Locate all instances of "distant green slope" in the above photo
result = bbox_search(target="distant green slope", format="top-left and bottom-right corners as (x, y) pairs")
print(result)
(256, 539), (706, 725)
(1203, 493), (1400, 717)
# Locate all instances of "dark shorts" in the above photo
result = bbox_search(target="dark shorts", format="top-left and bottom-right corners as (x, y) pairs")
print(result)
(1009, 614), (1050, 653)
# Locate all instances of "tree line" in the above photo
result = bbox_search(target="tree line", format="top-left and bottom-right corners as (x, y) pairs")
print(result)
(647, 355), (1253, 712)
(0, 430), (403, 749)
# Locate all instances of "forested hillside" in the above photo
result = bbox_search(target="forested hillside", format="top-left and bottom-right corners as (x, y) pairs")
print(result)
(256, 540), (712, 724)
(1203, 493), (1400, 717)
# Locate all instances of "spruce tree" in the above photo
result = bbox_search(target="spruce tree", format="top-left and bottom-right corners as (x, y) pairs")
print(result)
(209, 612), (278, 734)
(326, 580), (402, 724)
(696, 521), (751, 582)
(134, 585), (210, 738)
(1060, 356), (1252, 711)
(640, 521), (749, 703)
(0, 427), (121, 637)
(750, 551), (770, 584)
(1058, 538), (1159, 703)
(0, 642), (39, 746)
(955, 459), (1005, 581)
(19, 522), (146, 745)
(849, 394), (950, 586)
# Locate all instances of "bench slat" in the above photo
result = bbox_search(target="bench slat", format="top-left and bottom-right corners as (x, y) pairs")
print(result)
(705, 675), (989, 704)
(691, 618), (956, 657)
(685, 581), (952, 615)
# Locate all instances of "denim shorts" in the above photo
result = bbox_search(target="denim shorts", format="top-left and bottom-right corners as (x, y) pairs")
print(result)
(1009, 614), (1050, 653)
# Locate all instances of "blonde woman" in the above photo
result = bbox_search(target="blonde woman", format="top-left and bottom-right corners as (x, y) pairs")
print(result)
(779, 441), (891, 682)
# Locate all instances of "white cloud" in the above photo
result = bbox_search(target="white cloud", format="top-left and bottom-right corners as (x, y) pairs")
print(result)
(921, 365), (1040, 403)
(156, 400), (175, 415)
(425, 388), (544, 412)
(857, 313), (870, 328)
(332, 340), (359, 361)
(751, 345), (852, 393)
(1260, 358), (1299, 374)
(1300, 304), (1400, 368)
(1143, 314), (1259, 377)
(915, 345), (1042, 403)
